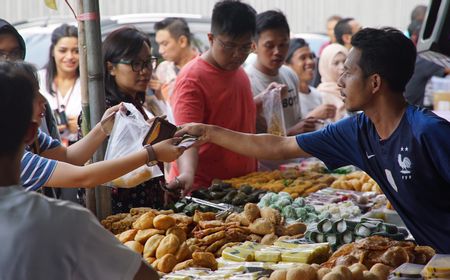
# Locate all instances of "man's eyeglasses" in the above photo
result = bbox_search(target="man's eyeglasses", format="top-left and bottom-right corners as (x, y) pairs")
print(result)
(214, 37), (252, 55)
(117, 56), (158, 72)
(0, 49), (24, 61)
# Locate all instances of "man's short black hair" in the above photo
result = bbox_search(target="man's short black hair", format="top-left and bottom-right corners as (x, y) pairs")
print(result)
(0, 61), (35, 157)
(154, 17), (192, 45)
(254, 10), (290, 41)
(351, 27), (416, 93)
(334, 18), (354, 45)
(211, 0), (256, 39)
(286, 38), (309, 63)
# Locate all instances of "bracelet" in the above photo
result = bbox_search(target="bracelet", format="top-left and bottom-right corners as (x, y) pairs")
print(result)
(98, 122), (110, 136)
(144, 144), (158, 166)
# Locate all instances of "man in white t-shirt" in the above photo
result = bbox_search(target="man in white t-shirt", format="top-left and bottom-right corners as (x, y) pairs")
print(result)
(285, 38), (336, 121)
(0, 61), (159, 280)
(245, 10), (317, 136)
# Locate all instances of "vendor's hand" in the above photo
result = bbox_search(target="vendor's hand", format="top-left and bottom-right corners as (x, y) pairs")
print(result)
(306, 104), (337, 120)
(153, 138), (186, 162)
(287, 117), (317, 135)
(166, 173), (194, 197)
(175, 123), (210, 146)
(99, 103), (126, 136)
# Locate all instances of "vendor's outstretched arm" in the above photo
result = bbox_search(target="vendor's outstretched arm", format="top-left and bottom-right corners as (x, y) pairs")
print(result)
(178, 124), (311, 160)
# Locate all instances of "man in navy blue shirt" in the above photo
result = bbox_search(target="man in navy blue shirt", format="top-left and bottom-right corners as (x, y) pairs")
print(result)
(177, 27), (450, 253)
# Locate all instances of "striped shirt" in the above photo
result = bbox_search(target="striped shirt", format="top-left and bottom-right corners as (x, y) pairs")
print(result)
(21, 129), (60, 191)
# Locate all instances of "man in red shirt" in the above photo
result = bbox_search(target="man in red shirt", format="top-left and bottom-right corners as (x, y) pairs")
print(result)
(168, 0), (257, 194)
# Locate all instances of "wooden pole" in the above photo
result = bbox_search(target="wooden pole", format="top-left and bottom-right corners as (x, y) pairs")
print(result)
(77, 0), (111, 219)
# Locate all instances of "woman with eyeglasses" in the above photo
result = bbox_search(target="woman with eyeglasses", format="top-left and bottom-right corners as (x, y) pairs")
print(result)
(103, 26), (166, 213)
(38, 24), (81, 147)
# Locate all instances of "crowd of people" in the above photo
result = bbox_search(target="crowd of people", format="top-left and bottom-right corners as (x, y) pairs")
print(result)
(0, 0), (449, 278)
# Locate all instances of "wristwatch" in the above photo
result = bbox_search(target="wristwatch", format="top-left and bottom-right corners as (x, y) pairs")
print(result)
(144, 144), (158, 166)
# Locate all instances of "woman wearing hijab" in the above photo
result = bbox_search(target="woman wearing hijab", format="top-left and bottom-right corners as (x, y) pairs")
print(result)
(317, 43), (348, 121)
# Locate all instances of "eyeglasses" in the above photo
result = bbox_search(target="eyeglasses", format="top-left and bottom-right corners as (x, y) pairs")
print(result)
(0, 49), (24, 61)
(117, 56), (158, 72)
(214, 37), (252, 55)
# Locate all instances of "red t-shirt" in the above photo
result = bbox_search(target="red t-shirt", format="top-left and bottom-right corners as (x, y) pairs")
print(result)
(169, 57), (257, 190)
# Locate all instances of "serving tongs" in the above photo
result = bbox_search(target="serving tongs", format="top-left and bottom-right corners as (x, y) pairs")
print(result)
(184, 196), (236, 219)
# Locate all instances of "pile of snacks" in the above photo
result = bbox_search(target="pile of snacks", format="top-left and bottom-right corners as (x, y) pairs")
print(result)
(331, 171), (382, 194)
(223, 170), (336, 198)
(321, 235), (435, 270)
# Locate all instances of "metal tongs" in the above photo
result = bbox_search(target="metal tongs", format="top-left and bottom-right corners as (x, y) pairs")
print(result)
(184, 196), (236, 219)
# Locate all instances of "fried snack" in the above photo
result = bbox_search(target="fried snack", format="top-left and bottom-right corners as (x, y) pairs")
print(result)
(370, 263), (392, 280)
(157, 209), (174, 215)
(172, 259), (194, 272)
(153, 214), (176, 230)
(124, 240), (144, 254)
(192, 251), (218, 270)
(157, 253), (177, 273)
(225, 228), (249, 242)
(111, 214), (139, 234)
(199, 230), (226, 246)
(270, 269), (287, 280)
(288, 264), (317, 280)
(134, 228), (165, 243)
(156, 234), (180, 259)
(244, 203), (261, 223)
(198, 220), (224, 229)
(380, 246), (409, 268)
(249, 218), (275, 235)
(132, 211), (155, 230)
(175, 242), (192, 262)
(143, 234), (164, 258)
(261, 233), (278, 245)
(118, 229), (138, 243)
(284, 222), (307, 236)
(317, 268), (332, 280)
(130, 207), (157, 216)
(170, 213), (193, 225)
(144, 256), (156, 265)
(260, 207), (281, 225)
(193, 226), (226, 239)
(193, 211), (216, 223)
(238, 213), (251, 226)
(414, 246), (435, 263)
(166, 226), (187, 243)
(249, 234), (262, 243)
(206, 239), (228, 253)
(225, 213), (241, 224)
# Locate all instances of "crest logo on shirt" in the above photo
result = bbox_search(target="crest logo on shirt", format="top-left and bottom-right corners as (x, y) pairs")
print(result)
(398, 146), (412, 180)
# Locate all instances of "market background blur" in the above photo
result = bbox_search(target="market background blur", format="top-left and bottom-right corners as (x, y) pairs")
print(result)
(2, 0), (427, 34)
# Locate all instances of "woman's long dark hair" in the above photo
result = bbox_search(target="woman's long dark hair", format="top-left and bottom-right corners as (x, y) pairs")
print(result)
(102, 26), (151, 118)
(44, 24), (79, 96)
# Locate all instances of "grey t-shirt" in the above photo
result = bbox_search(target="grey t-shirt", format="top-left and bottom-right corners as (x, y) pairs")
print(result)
(245, 64), (302, 133)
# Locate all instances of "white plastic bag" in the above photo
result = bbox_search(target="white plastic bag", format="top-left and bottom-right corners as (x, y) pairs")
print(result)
(105, 103), (163, 188)
(262, 86), (286, 136)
